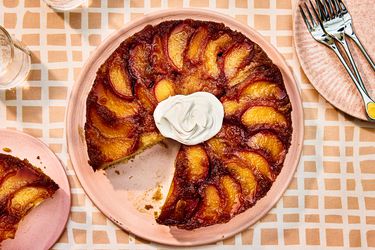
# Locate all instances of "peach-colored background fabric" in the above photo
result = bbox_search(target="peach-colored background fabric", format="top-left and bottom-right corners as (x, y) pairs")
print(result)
(0, 0), (374, 249)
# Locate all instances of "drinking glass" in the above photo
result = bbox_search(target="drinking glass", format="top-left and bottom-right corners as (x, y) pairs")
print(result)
(43, 0), (86, 11)
(0, 26), (31, 90)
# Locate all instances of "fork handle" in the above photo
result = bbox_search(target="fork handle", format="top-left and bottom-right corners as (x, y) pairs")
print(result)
(346, 32), (375, 71)
(336, 38), (368, 95)
(330, 43), (375, 121)
(331, 43), (362, 90)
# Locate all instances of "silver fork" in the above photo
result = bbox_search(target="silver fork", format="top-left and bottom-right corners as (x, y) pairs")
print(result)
(315, 0), (367, 94)
(334, 0), (375, 70)
(299, 1), (375, 121)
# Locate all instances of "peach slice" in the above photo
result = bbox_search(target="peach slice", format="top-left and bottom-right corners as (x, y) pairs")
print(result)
(197, 185), (222, 220)
(224, 43), (251, 79)
(223, 100), (241, 116)
(204, 34), (232, 78)
(89, 109), (135, 139)
(228, 64), (253, 87)
(248, 132), (284, 163)
(105, 100), (139, 119)
(129, 43), (150, 80)
(225, 159), (257, 199)
(94, 82), (140, 118)
(227, 44), (273, 87)
(154, 79), (175, 102)
(238, 151), (273, 181)
(108, 54), (133, 98)
(220, 175), (242, 216)
(136, 84), (158, 112)
(167, 24), (194, 70)
(241, 106), (287, 128)
(9, 187), (49, 216)
(186, 27), (208, 63)
(86, 125), (137, 169)
(185, 145), (209, 182)
(206, 137), (226, 157)
(151, 35), (169, 74)
(240, 81), (284, 100)
(0, 170), (40, 202)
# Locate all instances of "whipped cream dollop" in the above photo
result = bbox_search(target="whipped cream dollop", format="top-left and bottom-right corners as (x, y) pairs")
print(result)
(153, 92), (224, 145)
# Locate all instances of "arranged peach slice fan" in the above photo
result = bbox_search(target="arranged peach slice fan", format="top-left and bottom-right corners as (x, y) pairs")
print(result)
(0, 153), (59, 241)
(85, 20), (292, 229)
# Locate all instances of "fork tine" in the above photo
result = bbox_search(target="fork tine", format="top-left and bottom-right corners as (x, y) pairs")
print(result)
(331, 0), (344, 14)
(304, 2), (317, 27)
(336, 0), (348, 12)
(315, 0), (326, 21)
(330, 0), (340, 16)
(321, 0), (331, 20)
(299, 5), (312, 31)
(323, 0), (335, 17)
(309, 0), (325, 28)
(305, 3), (318, 26)
(318, 0), (331, 20)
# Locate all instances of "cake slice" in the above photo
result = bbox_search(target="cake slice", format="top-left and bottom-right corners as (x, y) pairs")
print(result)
(0, 153), (59, 242)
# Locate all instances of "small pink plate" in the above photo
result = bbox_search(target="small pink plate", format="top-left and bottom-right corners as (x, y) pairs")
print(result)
(0, 129), (71, 250)
(294, 0), (375, 121)
(67, 9), (304, 246)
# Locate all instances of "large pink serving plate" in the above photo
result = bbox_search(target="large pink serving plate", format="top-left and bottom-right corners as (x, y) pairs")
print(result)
(0, 129), (71, 250)
(66, 9), (304, 246)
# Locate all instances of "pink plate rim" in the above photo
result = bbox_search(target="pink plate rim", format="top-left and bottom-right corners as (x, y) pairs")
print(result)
(0, 128), (71, 249)
(67, 8), (304, 246)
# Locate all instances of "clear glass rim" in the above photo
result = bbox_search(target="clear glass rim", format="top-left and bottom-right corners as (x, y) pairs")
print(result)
(42, 0), (85, 11)
(0, 50), (31, 90)
(0, 25), (15, 67)
(0, 25), (31, 89)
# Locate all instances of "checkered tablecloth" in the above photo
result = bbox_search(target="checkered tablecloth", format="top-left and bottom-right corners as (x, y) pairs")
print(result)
(0, 0), (374, 249)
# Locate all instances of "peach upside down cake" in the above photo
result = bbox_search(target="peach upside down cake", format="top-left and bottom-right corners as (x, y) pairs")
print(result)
(85, 19), (292, 229)
(0, 153), (59, 242)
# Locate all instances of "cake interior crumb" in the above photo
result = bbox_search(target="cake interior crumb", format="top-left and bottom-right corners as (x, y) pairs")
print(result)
(144, 204), (153, 210)
(152, 184), (163, 201)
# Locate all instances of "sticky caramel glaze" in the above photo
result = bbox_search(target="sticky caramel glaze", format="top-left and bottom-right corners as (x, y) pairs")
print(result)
(0, 153), (59, 242)
(85, 19), (292, 229)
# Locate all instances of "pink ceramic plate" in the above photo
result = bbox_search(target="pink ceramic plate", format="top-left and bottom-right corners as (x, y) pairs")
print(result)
(294, 0), (375, 121)
(0, 129), (71, 250)
(67, 9), (303, 246)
